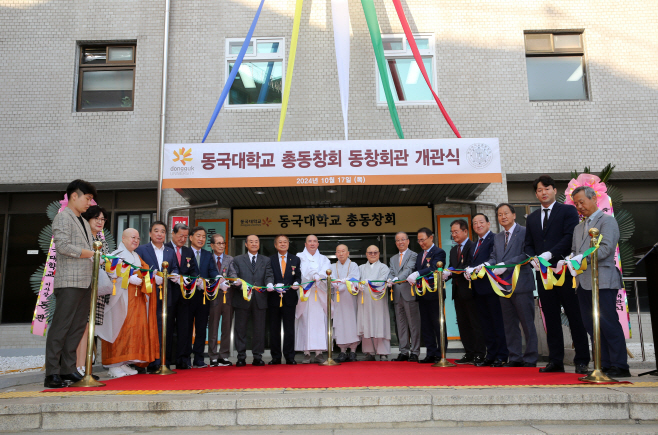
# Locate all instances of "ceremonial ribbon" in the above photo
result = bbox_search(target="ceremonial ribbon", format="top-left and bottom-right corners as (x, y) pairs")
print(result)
(179, 276), (197, 300)
(391, 0), (460, 138)
(366, 281), (388, 301)
(299, 281), (314, 302)
(331, 0), (350, 140)
(277, 0), (304, 141)
(361, 0), (404, 138)
(201, 0), (266, 142)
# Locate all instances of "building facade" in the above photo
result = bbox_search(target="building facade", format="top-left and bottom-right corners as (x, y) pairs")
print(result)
(1, 0), (656, 335)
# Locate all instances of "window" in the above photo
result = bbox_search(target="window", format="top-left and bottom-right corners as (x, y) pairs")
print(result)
(524, 32), (587, 101)
(116, 212), (156, 245)
(377, 34), (435, 104)
(78, 44), (136, 111)
(226, 37), (284, 106)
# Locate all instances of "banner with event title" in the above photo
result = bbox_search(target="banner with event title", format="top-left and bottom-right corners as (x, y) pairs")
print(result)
(232, 206), (433, 236)
(163, 138), (501, 188)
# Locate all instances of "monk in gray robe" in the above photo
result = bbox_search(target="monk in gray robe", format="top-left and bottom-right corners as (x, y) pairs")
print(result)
(330, 244), (360, 363)
(357, 245), (391, 361)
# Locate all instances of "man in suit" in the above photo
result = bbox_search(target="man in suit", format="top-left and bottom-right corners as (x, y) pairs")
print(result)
(231, 234), (274, 366)
(135, 221), (179, 371)
(387, 232), (420, 362)
(525, 175), (589, 374)
(45, 180), (97, 388)
(485, 204), (538, 367)
(165, 223), (199, 370)
(443, 219), (485, 365)
(563, 186), (629, 377)
(187, 226), (220, 368)
(268, 234), (301, 365)
(406, 227), (447, 363)
(208, 233), (236, 367)
(467, 213), (508, 367)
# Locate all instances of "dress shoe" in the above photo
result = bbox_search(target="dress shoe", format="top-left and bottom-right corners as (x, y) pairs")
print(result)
(605, 367), (632, 378)
(209, 360), (219, 367)
(363, 354), (376, 361)
(252, 358), (265, 366)
(393, 353), (409, 362)
(491, 359), (505, 367)
(454, 354), (474, 365)
(176, 361), (191, 370)
(268, 359), (282, 365)
(286, 360), (298, 365)
(335, 352), (348, 363)
(236, 359), (247, 367)
(193, 361), (208, 369)
(147, 365), (161, 374)
(574, 364), (589, 374)
(44, 374), (67, 389)
(419, 356), (438, 364)
(523, 363), (537, 367)
(474, 358), (494, 367)
(348, 352), (358, 362)
(216, 358), (232, 366)
(313, 353), (327, 364)
(503, 361), (524, 368)
(302, 354), (312, 364)
(472, 355), (485, 365)
(60, 371), (83, 383)
(539, 362), (565, 373)
(379, 355), (389, 361)
(408, 354), (419, 363)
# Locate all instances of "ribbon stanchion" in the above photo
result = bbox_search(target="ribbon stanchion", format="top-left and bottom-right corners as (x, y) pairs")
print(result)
(153, 261), (175, 376)
(432, 262), (455, 368)
(321, 269), (340, 366)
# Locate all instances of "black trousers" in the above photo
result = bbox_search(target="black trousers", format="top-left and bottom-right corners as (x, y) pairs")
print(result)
(418, 298), (447, 358)
(174, 300), (192, 364)
(234, 302), (266, 360)
(453, 296), (485, 358)
(188, 294), (211, 363)
(577, 287), (628, 370)
(536, 276), (590, 366)
(269, 303), (296, 362)
(475, 293), (509, 361)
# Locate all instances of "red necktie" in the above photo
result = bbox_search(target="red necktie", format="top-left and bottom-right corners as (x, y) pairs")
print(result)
(176, 247), (181, 265)
(474, 239), (483, 256)
(216, 256), (222, 273)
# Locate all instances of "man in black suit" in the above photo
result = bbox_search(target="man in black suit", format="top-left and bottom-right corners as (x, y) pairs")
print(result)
(165, 223), (199, 370)
(444, 219), (485, 365)
(231, 235), (274, 366)
(135, 221), (179, 371)
(268, 235), (301, 365)
(524, 175), (589, 374)
(406, 227), (447, 363)
(187, 226), (220, 368)
(466, 213), (508, 367)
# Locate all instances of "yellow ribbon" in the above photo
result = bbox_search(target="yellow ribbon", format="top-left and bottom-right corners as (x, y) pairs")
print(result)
(118, 265), (131, 289)
(279, 294), (282, 308)
(336, 290), (340, 303)
(180, 276), (196, 300)
(241, 280), (251, 301)
(142, 271), (152, 294)
(277, 0), (304, 141)
(345, 280), (360, 296)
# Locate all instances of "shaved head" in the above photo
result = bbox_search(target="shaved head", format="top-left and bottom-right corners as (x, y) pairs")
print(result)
(335, 244), (349, 264)
(122, 228), (140, 252)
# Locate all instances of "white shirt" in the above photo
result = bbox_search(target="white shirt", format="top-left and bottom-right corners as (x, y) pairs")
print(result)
(540, 201), (556, 226)
(213, 253), (224, 265)
(476, 231), (491, 244)
(192, 247), (203, 263)
(503, 222), (517, 238)
(151, 242), (164, 268)
(277, 251), (288, 272)
(398, 248), (409, 262)
(248, 252), (258, 263)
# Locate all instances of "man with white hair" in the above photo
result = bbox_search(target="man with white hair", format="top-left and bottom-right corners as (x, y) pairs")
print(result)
(97, 228), (159, 378)
(358, 245), (391, 361)
(330, 244), (360, 363)
(295, 235), (331, 363)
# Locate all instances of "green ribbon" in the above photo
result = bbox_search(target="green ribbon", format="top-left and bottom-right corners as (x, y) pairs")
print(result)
(361, 0), (404, 139)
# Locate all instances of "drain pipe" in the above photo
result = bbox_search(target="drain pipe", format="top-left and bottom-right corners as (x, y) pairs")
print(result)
(165, 201), (219, 237)
(156, 0), (172, 220)
(445, 197), (501, 232)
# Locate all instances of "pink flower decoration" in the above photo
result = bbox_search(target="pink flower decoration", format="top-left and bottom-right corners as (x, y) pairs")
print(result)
(564, 173), (610, 213)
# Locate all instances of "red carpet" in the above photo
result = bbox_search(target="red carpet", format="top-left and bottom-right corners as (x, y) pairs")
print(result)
(53, 361), (623, 392)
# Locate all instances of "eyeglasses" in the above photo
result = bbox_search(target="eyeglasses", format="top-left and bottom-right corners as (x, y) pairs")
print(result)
(366, 251), (380, 255)
(92, 218), (106, 223)
(395, 238), (408, 242)
(417, 237), (429, 243)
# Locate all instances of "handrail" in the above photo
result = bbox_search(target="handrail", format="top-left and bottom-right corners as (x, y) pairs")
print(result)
(622, 277), (648, 361)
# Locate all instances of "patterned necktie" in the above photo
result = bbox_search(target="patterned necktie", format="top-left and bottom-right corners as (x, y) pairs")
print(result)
(176, 247), (181, 265)
(216, 256), (222, 273)
(399, 252), (403, 266)
(543, 209), (550, 230)
(251, 255), (256, 269)
(474, 239), (483, 256)
(504, 231), (510, 250)
(421, 250), (427, 264)
(281, 255), (286, 277)
(457, 244), (462, 264)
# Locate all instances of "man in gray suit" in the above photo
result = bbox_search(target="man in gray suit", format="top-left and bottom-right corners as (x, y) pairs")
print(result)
(208, 233), (237, 367)
(563, 186), (629, 377)
(387, 232), (420, 362)
(231, 235), (274, 367)
(45, 180), (97, 388)
(486, 203), (538, 367)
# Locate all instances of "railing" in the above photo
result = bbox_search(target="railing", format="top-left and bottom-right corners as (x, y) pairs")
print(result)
(623, 277), (648, 361)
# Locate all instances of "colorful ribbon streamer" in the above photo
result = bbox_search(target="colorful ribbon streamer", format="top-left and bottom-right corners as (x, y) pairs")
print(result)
(331, 0), (350, 140)
(277, 0), (304, 141)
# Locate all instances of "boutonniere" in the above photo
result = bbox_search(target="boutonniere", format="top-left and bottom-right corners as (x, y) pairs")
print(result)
(186, 257), (191, 268)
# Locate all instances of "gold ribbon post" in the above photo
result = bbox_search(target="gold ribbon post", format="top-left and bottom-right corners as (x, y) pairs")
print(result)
(432, 261), (456, 368)
(321, 269), (340, 366)
(153, 261), (175, 375)
(579, 228), (617, 383)
(71, 241), (106, 387)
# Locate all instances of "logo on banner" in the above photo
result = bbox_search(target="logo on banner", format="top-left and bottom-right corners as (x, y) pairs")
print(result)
(173, 147), (193, 166)
(262, 217), (272, 227)
(465, 143), (494, 169)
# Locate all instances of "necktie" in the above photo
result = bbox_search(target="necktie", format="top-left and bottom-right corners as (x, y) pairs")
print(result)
(196, 250), (200, 265)
(176, 247), (181, 265)
(474, 239), (483, 256)
(421, 250), (427, 264)
(543, 209), (550, 230)
(399, 252), (403, 266)
(281, 255), (286, 277)
(504, 231), (510, 250)
(251, 255), (256, 269)
(216, 256), (222, 273)
(457, 244), (462, 264)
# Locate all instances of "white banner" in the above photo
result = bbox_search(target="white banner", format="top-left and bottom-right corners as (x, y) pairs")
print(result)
(163, 138), (502, 188)
(331, 0), (350, 140)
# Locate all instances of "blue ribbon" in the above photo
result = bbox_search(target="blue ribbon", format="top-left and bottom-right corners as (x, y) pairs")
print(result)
(201, 0), (266, 142)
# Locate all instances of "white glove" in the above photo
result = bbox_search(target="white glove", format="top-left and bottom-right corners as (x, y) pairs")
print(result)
(331, 280), (341, 288)
(266, 283), (274, 292)
(474, 263), (486, 273)
(464, 271), (472, 281)
(406, 271), (419, 284)
(393, 277), (398, 282)
(129, 274), (143, 286)
(154, 274), (163, 285)
(313, 274), (321, 283)
(571, 254), (583, 264)
(291, 281), (300, 290)
(538, 251), (553, 261)
(386, 278), (393, 287)
(220, 282), (230, 291)
(556, 260), (567, 270)
(196, 278), (204, 287)
(492, 262), (506, 275)
(465, 267), (475, 276)
(530, 258), (540, 272)
(442, 270), (451, 280)
(234, 278), (243, 286)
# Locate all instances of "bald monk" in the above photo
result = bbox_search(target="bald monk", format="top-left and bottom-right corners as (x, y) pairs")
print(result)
(97, 229), (159, 378)
(358, 245), (392, 361)
(330, 244), (360, 363)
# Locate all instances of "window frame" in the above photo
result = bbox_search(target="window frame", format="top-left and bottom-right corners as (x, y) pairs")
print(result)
(524, 31), (588, 102)
(225, 37), (286, 109)
(376, 33), (436, 106)
(77, 43), (137, 112)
